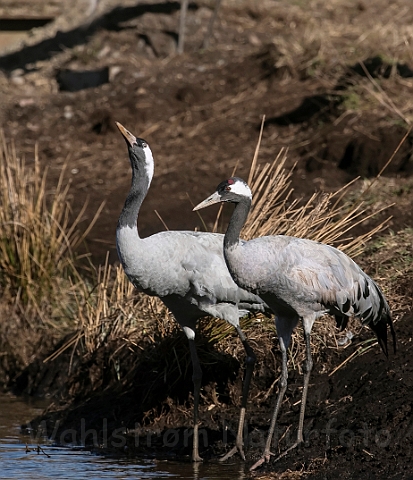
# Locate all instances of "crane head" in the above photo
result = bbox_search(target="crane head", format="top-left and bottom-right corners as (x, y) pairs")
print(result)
(193, 177), (252, 211)
(116, 122), (154, 182)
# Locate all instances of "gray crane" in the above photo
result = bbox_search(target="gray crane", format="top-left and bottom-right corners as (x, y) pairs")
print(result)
(115, 124), (268, 462)
(193, 176), (396, 470)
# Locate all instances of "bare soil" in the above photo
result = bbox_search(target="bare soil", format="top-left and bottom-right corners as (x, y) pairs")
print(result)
(1, 1), (413, 478)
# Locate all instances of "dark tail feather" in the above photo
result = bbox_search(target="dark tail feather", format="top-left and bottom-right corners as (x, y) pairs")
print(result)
(369, 312), (397, 357)
(335, 315), (349, 331)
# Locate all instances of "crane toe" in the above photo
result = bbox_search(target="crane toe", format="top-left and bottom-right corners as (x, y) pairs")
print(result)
(219, 442), (246, 462)
(249, 451), (274, 471)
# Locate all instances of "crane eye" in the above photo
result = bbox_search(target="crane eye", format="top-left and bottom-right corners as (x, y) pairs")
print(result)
(225, 186), (231, 191)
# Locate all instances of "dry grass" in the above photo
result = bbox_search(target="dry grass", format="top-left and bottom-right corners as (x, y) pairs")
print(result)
(45, 258), (173, 368)
(203, 0), (413, 141)
(0, 132), (105, 315)
(250, 0), (413, 74)
(0, 133), (77, 321)
(0, 132), (106, 379)
(244, 149), (388, 258)
(209, 119), (390, 254)
(364, 228), (413, 315)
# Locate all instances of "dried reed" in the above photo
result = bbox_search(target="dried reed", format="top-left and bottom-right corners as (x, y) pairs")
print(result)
(0, 132), (104, 325)
(45, 257), (172, 365)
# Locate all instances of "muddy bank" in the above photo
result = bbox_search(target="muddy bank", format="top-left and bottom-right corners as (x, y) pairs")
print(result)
(11, 313), (410, 479)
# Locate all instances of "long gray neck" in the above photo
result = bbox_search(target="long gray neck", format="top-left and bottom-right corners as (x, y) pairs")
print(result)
(117, 168), (151, 237)
(224, 198), (251, 250)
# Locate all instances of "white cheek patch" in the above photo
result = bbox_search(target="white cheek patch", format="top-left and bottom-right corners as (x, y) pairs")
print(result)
(143, 144), (154, 184)
(230, 180), (252, 198)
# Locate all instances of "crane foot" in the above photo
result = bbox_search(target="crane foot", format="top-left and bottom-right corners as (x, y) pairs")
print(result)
(249, 451), (274, 471)
(219, 443), (246, 462)
(273, 441), (301, 463)
(250, 439), (303, 469)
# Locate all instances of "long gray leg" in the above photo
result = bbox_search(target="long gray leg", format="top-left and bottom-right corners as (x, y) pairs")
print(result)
(297, 327), (313, 443)
(202, 0), (222, 49)
(177, 0), (189, 54)
(220, 325), (256, 461)
(188, 338), (203, 462)
(272, 320), (313, 462)
(250, 336), (289, 471)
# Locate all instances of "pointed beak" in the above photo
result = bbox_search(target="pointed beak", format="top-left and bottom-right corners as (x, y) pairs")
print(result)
(193, 191), (222, 211)
(116, 122), (137, 147)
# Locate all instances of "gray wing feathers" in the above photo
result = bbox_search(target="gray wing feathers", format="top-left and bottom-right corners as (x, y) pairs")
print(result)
(315, 244), (390, 326)
(290, 242), (389, 326)
(239, 236), (389, 326)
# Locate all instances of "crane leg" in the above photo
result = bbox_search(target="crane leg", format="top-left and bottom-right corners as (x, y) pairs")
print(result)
(177, 0), (189, 54)
(272, 328), (313, 463)
(202, 0), (222, 49)
(220, 325), (256, 462)
(297, 330), (313, 443)
(250, 337), (288, 471)
(188, 338), (203, 462)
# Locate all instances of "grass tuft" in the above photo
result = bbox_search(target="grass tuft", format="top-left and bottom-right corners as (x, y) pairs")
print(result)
(0, 133), (104, 324)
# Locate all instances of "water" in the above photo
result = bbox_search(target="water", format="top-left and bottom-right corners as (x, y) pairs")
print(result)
(0, 394), (246, 480)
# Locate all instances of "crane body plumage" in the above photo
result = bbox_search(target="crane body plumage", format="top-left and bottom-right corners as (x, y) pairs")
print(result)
(194, 176), (396, 469)
(226, 235), (390, 337)
(115, 125), (267, 462)
(117, 228), (262, 308)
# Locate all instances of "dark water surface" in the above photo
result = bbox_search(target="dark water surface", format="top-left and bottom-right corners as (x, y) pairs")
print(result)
(0, 394), (247, 480)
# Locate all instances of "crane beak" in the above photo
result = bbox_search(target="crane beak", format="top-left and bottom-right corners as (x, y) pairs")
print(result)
(116, 121), (137, 147)
(193, 191), (222, 211)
